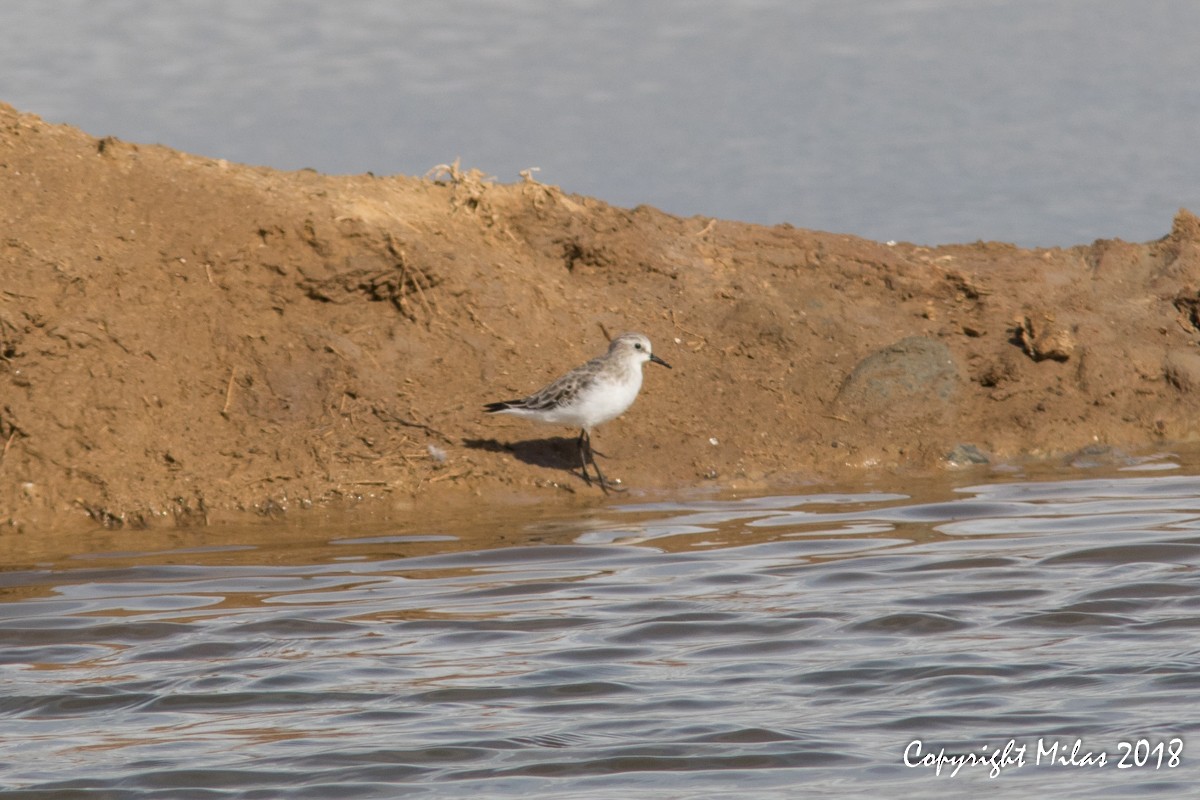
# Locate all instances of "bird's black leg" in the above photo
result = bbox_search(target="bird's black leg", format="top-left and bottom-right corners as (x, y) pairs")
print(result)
(582, 429), (624, 494)
(577, 429), (594, 486)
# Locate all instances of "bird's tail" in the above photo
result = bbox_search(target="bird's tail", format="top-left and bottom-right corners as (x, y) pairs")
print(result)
(483, 400), (520, 413)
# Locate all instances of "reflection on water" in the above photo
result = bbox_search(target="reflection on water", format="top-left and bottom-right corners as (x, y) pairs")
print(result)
(3, 463), (1199, 798)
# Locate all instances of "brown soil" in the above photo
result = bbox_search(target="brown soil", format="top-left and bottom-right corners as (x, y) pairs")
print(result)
(4, 101), (1200, 530)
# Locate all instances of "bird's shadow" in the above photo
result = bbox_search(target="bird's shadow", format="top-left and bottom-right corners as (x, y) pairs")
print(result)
(463, 436), (584, 478)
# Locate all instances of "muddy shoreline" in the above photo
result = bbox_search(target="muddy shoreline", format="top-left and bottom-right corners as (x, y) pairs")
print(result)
(3, 102), (1200, 530)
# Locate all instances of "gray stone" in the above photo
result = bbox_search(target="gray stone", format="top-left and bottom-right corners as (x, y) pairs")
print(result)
(945, 443), (990, 466)
(834, 336), (960, 423)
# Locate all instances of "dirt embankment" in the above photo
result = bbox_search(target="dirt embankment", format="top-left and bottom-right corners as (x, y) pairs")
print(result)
(3, 102), (1200, 530)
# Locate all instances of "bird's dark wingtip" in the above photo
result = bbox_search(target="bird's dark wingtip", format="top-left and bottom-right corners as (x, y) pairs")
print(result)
(483, 401), (516, 413)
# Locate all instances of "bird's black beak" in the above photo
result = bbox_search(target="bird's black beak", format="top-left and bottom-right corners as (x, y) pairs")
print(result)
(650, 353), (672, 369)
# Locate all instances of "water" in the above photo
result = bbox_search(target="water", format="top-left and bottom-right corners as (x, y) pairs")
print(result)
(2, 1), (1199, 246)
(3, 462), (1199, 797)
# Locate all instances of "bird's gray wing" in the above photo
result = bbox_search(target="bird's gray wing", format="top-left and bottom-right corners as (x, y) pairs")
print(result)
(518, 356), (603, 411)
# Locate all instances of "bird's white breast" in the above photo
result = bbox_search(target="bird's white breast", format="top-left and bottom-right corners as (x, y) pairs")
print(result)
(547, 367), (643, 430)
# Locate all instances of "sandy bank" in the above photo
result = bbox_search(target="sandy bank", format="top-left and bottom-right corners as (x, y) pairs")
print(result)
(3, 102), (1200, 529)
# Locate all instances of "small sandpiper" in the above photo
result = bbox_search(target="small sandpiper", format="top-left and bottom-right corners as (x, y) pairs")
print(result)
(484, 332), (671, 493)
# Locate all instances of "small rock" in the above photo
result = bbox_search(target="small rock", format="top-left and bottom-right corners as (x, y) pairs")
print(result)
(1066, 443), (1124, 468)
(1163, 349), (1200, 393)
(1015, 312), (1074, 362)
(945, 444), (989, 466)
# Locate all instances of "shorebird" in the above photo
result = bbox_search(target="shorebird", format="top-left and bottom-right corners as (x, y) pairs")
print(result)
(484, 332), (671, 492)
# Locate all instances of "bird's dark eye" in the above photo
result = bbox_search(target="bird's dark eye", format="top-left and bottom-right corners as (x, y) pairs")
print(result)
(634, 343), (643, 350)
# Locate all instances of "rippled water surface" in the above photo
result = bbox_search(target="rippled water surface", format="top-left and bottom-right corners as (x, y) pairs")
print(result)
(4, 462), (1200, 797)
